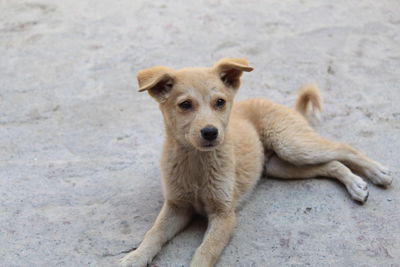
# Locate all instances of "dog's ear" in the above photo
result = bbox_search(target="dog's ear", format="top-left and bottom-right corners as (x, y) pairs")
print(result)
(137, 66), (175, 102)
(213, 58), (253, 89)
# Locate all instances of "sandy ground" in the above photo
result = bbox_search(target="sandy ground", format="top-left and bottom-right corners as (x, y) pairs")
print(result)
(1, 0), (400, 266)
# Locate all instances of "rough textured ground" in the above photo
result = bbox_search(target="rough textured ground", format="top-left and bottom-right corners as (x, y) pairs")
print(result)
(1, 0), (399, 266)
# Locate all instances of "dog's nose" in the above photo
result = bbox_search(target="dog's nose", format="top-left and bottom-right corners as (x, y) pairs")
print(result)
(201, 126), (218, 141)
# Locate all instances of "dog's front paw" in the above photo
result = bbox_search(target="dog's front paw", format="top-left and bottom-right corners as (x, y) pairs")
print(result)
(347, 177), (369, 203)
(119, 251), (149, 267)
(366, 163), (392, 187)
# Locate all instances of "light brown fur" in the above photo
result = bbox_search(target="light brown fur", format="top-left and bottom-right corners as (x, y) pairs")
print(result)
(120, 58), (392, 267)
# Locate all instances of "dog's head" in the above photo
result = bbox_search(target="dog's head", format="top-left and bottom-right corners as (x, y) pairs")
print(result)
(137, 58), (253, 151)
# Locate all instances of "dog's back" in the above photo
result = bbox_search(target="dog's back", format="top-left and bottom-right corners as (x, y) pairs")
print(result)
(231, 86), (321, 153)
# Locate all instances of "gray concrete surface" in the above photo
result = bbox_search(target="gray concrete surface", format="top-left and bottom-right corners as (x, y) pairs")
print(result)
(1, 0), (399, 266)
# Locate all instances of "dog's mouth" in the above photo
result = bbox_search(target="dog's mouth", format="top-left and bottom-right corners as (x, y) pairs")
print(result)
(188, 132), (223, 151)
(197, 140), (219, 151)
(203, 142), (216, 148)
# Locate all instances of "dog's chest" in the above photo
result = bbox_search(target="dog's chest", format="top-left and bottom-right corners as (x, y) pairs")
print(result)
(191, 188), (207, 215)
(163, 150), (234, 215)
(174, 164), (219, 215)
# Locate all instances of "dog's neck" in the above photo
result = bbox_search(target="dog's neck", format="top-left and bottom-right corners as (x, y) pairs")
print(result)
(163, 131), (235, 185)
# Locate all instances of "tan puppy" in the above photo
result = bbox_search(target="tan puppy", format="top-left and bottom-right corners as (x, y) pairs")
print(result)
(120, 58), (392, 267)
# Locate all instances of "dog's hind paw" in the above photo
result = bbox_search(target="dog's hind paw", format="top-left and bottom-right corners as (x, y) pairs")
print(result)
(366, 163), (393, 187)
(347, 178), (369, 203)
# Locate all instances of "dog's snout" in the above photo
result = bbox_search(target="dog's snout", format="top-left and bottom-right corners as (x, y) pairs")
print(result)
(201, 126), (218, 141)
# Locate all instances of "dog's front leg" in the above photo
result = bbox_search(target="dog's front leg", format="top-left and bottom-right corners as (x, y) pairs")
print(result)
(190, 211), (236, 267)
(120, 201), (192, 267)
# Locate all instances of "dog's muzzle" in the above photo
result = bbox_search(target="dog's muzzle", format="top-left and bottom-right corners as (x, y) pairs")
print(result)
(200, 126), (218, 141)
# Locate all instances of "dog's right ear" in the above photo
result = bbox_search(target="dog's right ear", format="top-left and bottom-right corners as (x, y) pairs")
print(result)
(213, 58), (253, 90)
(137, 66), (175, 103)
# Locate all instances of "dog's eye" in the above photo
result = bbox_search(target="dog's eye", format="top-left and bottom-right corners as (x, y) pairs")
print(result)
(215, 98), (226, 108)
(179, 100), (192, 110)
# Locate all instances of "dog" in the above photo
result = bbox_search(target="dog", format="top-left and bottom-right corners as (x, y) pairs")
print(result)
(120, 58), (392, 267)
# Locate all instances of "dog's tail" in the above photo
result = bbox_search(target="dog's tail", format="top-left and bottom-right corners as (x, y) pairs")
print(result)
(295, 84), (322, 122)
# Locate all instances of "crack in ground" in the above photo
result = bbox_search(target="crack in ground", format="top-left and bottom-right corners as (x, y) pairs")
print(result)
(102, 247), (137, 257)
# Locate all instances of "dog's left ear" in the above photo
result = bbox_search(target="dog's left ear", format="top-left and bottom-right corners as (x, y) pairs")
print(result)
(137, 66), (175, 103)
(213, 58), (253, 89)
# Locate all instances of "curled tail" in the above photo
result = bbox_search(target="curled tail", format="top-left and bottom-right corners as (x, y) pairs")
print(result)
(295, 84), (322, 122)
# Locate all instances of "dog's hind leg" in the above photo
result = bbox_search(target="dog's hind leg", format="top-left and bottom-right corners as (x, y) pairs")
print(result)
(241, 89), (392, 187)
(269, 130), (392, 187)
(266, 156), (369, 203)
